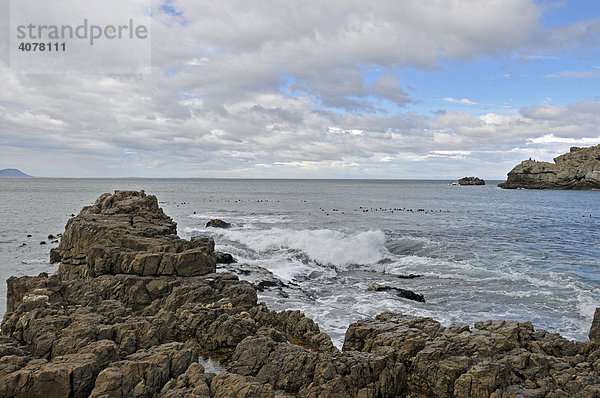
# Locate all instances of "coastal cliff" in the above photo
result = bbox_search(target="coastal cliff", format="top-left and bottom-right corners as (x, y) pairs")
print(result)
(1, 191), (600, 397)
(499, 145), (600, 189)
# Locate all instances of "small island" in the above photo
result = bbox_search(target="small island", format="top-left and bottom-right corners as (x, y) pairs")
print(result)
(458, 176), (485, 185)
(499, 144), (600, 189)
(0, 168), (32, 178)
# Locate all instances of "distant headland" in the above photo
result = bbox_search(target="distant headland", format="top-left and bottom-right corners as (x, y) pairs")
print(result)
(0, 168), (32, 178)
(499, 144), (600, 189)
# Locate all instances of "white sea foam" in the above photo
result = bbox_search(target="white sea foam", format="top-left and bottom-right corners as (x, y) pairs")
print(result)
(576, 291), (598, 320)
(198, 357), (226, 374)
(213, 228), (388, 269)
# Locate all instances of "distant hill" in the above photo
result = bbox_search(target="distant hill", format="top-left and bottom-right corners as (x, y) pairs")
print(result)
(0, 168), (32, 177)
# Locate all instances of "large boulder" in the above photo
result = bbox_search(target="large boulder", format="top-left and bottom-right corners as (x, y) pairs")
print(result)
(499, 145), (600, 189)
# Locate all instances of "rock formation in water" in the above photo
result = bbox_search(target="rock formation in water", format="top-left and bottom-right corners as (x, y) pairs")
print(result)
(499, 145), (600, 189)
(458, 176), (485, 185)
(1, 190), (600, 397)
(205, 219), (231, 228)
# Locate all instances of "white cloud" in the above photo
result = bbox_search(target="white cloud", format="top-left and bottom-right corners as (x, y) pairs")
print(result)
(1, 1), (600, 178)
(527, 134), (600, 145)
(442, 97), (478, 105)
(544, 70), (600, 79)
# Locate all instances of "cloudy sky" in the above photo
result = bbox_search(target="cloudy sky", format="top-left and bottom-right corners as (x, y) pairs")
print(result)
(1, 0), (600, 178)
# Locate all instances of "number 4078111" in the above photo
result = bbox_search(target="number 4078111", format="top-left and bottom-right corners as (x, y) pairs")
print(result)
(18, 42), (66, 52)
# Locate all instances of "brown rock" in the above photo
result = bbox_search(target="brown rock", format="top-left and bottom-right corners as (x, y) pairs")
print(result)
(590, 308), (600, 344)
(205, 219), (231, 228)
(458, 176), (486, 185)
(53, 190), (216, 278)
(499, 144), (600, 189)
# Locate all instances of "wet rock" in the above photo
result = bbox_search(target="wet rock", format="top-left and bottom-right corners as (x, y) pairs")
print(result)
(47, 234), (56, 240)
(499, 144), (600, 189)
(396, 273), (422, 279)
(256, 280), (285, 292)
(39, 241), (46, 245)
(458, 176), (486, 185)
(215, 251), (236, 264)
(366, 283), (425, 303)
(205, 219), (231, 228)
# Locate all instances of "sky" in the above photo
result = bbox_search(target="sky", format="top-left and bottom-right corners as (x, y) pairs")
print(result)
(1, 0), (599, 179)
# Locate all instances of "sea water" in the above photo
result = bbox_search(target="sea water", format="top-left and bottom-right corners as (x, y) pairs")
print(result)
(0, 178), (598, 347)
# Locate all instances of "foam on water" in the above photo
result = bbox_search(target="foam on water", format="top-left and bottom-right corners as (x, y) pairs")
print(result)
(198, 357), (226, 374)
(198, 227), (388, 269)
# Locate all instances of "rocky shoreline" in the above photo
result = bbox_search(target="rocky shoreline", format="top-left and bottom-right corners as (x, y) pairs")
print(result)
(1, 190), (599, 397)
(499, 145), (600, 189)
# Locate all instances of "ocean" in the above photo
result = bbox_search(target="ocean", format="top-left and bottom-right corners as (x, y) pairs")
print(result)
(0, 178), (598, 347)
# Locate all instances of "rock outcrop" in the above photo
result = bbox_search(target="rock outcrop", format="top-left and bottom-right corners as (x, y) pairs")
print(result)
(53, 190), (216, 279)
(499, 145), (600, 189)
(2, 190), (599, 397)
(458, 176), (485, 185)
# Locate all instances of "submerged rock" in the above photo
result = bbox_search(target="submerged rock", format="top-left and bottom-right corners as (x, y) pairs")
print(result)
(206, 219), (231, 228)
(458, 176), (486, 185)
(499, 145), (600, 189)
(1, 190), (599, 397)
(367, 283), (425, 303)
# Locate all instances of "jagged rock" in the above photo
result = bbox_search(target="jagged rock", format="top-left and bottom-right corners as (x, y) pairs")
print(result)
(160, 362), (212, 397)
(499, 145), (600, 189)
(90, 343), (196, 397)
(590, 308), (600, 344)
(458, 176), (485, 185)
(205, 219), (231, 228)
(49, 248), (61, 264)
(211, 372), (277, 397)
(55, 190), (216, 278)
(343, 312), (600, 397)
